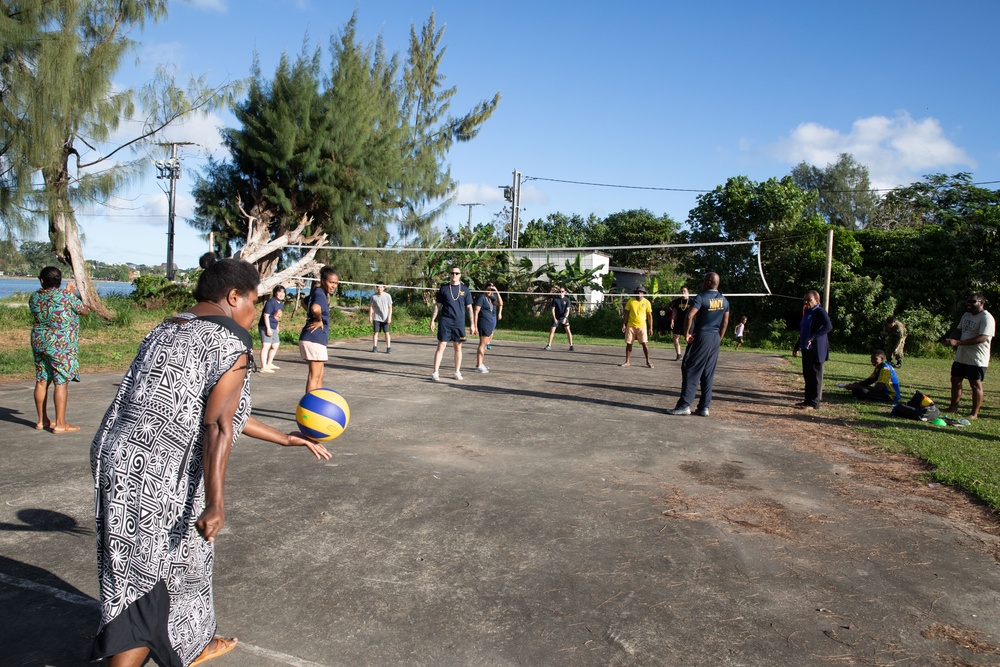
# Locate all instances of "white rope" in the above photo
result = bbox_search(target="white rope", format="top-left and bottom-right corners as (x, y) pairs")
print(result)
(282, 240), (758, 253)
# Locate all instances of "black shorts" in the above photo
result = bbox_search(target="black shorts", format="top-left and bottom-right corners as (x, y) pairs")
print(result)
(551, 318), (570, 330)
(373, 321), (390, 334)
(951, 361), (986, 383)
(437, 324), (466, 343)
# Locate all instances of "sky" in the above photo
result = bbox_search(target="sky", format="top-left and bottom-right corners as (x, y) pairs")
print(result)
(59, 0), (1000, 269)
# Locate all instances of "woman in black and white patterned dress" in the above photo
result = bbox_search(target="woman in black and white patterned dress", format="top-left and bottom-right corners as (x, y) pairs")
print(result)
(90, 255), (331, 667)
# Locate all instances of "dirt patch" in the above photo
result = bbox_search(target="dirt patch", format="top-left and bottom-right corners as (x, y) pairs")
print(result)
(922, 622), (1000, 655)
(737, 357), (1000, 562)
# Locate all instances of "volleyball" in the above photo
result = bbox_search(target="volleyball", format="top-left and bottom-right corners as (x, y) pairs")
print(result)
(296, 388), (350, 441)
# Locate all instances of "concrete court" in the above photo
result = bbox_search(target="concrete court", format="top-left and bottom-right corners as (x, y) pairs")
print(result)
(1, 337), (998, 667)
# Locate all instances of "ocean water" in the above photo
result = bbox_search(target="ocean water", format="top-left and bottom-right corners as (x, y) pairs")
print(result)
(0, 277), (134, 300)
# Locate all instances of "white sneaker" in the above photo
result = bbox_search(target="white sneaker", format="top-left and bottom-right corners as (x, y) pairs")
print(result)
(474, 365), (489, 373)
(544, 345), (551, 350)
(431, 371), (440, 381)
(453, 371), (464, 380)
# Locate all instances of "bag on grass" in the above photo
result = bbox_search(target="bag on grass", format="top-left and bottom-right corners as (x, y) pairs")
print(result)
(890, 391), (941, 422)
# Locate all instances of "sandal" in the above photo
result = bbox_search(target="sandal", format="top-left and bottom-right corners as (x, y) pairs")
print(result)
(191, 637), (237, 666)
(51, 425), (81, 434)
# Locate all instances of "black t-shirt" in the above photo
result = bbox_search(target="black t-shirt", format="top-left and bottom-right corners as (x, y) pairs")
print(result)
(436, 283), (472, 324)
(552, 296), (571, 321)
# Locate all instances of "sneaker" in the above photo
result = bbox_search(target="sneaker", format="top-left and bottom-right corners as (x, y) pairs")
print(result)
(431, 371), (440, 382)
(569, 345), (575, 351)
(666, 406), (691, 415)
(474, 365), (489, 373)
(695, 407), (710, 417)
(544, 345), (551, 351)
(453, 371), (464, 380)
(486, 344), (492, 350)
(386, 347), (391, 354)
(372, 345), (378, 352)
(675, 354), (683, 361)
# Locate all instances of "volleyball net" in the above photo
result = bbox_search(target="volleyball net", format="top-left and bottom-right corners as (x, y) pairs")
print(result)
(281, 238), (775, 300)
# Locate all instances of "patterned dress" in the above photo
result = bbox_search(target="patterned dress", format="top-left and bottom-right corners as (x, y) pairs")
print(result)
(90, 314), (253, 666)
(29, 287), (85, 384)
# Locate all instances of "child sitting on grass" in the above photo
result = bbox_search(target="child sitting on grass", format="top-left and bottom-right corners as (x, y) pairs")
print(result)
(844, 350), (900, 402)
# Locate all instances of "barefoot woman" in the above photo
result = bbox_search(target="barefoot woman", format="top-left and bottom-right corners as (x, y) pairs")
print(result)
(90, 255), (331, 666)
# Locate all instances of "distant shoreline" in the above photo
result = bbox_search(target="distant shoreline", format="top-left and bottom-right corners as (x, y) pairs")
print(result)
(0, 276), (133, 285)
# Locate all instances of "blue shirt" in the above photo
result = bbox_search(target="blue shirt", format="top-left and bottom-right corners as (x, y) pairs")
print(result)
(436, 283), (472, 325)
(299, 287), (330, 344)
(258, 297), (282, 330)
(690, 290), (729, 335)
(475, 293), (496, 324)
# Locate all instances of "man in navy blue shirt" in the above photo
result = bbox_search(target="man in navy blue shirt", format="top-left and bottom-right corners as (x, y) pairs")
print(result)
(667, 272), (730, 417)
(792, 290), (833, 409)
(430, 267), (476, 381)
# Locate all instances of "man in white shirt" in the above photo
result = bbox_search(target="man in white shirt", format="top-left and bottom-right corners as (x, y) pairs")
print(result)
(945, 293), (995, 419)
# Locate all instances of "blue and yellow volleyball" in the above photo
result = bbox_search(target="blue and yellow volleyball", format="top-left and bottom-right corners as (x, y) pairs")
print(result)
(296, 388), (350, 441)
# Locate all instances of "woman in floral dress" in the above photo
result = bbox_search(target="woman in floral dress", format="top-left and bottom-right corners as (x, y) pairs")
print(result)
(29, 266), (88, 433)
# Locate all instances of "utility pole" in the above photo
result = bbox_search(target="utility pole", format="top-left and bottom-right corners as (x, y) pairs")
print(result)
(459, 203), (483, 230)
(500, 169), (522, 248)
(155, 142), (194, 280)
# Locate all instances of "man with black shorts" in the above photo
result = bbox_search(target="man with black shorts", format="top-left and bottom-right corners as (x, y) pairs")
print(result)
(945, 293), (994, 419)
(545, 286), (574, 351)
(669, 287), (692, 361)
(667, 273), (729, 417)
(430, 267), (476, 381)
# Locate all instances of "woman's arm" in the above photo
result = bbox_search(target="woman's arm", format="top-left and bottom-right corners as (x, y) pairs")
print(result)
(196, 355), (249, 543)
(242, 415), (332, 460)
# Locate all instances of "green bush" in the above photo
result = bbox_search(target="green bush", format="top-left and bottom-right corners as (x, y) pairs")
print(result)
(572, 302), (624, 338)
(898, 307), (952, 358)
(130, 276), (193, 311)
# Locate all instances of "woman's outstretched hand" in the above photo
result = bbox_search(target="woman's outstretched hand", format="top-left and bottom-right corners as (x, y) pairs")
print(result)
(284, 432), (332, 460)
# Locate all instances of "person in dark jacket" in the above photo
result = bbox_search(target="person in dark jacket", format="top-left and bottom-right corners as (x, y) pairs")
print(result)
(792, 290), (833, 409)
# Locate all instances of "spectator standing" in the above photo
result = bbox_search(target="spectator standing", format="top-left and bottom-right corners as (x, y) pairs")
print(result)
(30, 266), (89, 433)
(667, 273), (730, 416)
(793, 290), (833, 410)
(545, 286), (574, 351)
(944, 293), (994, 419)
(883, 315), (907, 368)
(369, 281), (393, 353)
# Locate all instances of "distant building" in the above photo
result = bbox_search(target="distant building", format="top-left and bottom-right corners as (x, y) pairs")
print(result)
(511, 249), (610, 311)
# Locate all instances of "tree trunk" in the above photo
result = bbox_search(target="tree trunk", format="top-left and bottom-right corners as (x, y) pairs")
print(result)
(237, 212), (329, 296)
(45, 167), (113, 319)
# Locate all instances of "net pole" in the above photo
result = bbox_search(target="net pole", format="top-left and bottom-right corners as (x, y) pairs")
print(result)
(823, 228), (833, 312)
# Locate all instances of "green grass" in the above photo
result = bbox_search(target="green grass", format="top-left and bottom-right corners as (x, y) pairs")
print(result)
(813, 353), (1000, 512)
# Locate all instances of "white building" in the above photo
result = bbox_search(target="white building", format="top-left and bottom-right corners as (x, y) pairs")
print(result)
(511, 249), (611, 311)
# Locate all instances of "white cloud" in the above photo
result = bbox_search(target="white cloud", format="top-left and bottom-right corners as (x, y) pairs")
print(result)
(769, 112), (974, 190)
(453, 182), (547, 207)
(184, 0), (227, 12)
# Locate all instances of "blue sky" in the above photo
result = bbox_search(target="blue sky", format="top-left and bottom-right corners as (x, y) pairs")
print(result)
(65, 0), (999, 269)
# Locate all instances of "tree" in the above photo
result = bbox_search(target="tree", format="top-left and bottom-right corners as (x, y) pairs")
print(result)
(791, 153), (878, 230)
(192, 12), (500, 286)
(397, 13), (500, 242)
(586, 208), (677, 271)
(519, 213), (595, 249)
(1, 0), (236, 317)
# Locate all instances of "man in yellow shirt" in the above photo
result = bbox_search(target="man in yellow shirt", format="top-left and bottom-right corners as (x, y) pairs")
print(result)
(621, 285), (654, 368)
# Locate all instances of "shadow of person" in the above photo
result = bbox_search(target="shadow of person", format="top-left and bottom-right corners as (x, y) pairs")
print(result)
(0, 509), (90, 536)
(0, 554), (100, 666)
(0, 405), (40, 430)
